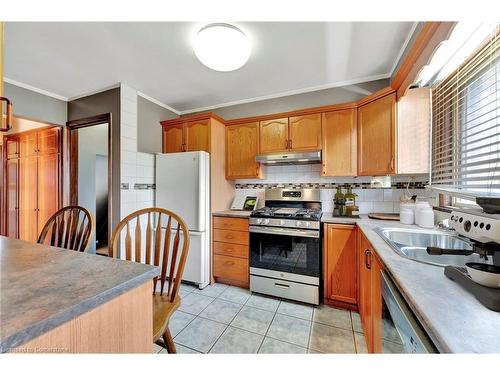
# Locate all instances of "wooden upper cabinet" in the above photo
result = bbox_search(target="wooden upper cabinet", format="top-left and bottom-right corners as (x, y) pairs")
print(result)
(357, 93), (396, 176)
(37, 128), (60, 155)
(19, 155), (38, 242)
(324, 224), (358, 307)
(20, 132), (38, 158)
(185, 119), (210, 152)
(6, 158), (19, 238)
(259, 118), (289, 154)
(397, 87), (430, 174)
(226, 122), (261, 179)
(322, 109), (357, 176)
(289, 114), (322, 151)
(162, 123), (185, 153)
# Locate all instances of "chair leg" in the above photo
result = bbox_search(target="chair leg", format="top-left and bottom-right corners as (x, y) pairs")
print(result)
(162, 328), (176, 354)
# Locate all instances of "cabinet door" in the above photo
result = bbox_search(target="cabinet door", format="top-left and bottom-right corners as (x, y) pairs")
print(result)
(185, 119), (210, 152)
(358, 93), (396, 175)
(19, 132), (38, 158)
(37, 127), (60, 155)
(322, 109), (357, 176)
(259, 118), (289, 154)
(226, 122), (261, 179)
(6, 136), (20, 159)
(19, 156), (38, 242)
(289, 114), (322, 151)
(323, 224), (358, 305)
(6, 158), (19, 238)
(37, 153), (60, 236)
(371, 254), (384, 353)
(358, 231), (372, 348)
(162, 124), (185, 153)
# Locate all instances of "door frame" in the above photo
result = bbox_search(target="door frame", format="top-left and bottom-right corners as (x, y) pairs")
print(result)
(66, 113), (112, 253)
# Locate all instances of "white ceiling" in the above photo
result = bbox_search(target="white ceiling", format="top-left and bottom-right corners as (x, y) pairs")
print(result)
(5, 22), (415, 113)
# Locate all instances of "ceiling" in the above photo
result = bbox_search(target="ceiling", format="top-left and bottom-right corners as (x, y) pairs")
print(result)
(4, 22), (415, 113)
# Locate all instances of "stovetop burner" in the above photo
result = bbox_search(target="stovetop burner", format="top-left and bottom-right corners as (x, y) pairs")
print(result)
(251, 206), (322, 221)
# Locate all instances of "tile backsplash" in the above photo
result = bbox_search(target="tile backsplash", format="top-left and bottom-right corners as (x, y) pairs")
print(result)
(235, 164), (435, 214)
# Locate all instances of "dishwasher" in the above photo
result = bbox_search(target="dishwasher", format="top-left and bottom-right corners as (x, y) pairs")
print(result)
(381, 271), (437, 353)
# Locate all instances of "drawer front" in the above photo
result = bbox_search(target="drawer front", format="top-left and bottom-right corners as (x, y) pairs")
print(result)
(213, 241), (248, 259)
(213, 229), (249, 245)
(213, 216), (249, 231)
(214, 254), (249, 282)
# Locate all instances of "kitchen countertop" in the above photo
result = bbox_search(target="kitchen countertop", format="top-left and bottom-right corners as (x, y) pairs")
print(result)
(0, 236), (159, 352)
(213, 210), (253, 218)
(322, 214), (500, 353)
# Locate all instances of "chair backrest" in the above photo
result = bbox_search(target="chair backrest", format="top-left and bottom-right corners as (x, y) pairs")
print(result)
(38, 205), (95, 252)
(109, 208), (190, 302)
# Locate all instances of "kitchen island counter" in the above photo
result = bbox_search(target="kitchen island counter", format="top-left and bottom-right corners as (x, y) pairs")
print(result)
(0, 236), (158, 353)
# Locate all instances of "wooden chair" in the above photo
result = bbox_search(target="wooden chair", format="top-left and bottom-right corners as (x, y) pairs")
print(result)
(109, 208), (190, 354)
(38, 205), (95, 252)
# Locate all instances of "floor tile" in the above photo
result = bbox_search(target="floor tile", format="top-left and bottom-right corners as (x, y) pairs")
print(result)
(152, 343), (163, 353)
(278, 301), (313, 320)
(258, 337), (307, 354)
(199, 299), (242, 324)
(382, 339), (405, 354)
(209, 327), (264, 353)
(307, 348), (324, 354)
(218, 286), (252, 304)
(267, 313), (311, 347)
(230, 306), (274, 335)
(179, 283), (197, 292)
(169, 310), (196, 337)
(193, 283), (229, 298)
(159, 344), (201, 354)
(351, 311), (363, 333)
(313, 305), (352, 330)
(245, 294), (280, 312)
(309, 322), (356, 353)
(178, 293), (215, 315)
(354, 332), (368, 353)
(174, 317), (226, 353)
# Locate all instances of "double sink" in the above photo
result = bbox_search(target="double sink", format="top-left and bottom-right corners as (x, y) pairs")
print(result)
(374, 227), (488, 267)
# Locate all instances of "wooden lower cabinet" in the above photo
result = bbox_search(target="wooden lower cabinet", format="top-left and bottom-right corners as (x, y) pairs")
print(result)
(358, 230), (384, 353)
(323, 224), (358, 309)
(212, 216), (249, 288)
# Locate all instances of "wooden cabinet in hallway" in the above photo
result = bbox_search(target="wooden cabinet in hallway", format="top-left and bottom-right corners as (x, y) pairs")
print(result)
(2, 124), (61, 242)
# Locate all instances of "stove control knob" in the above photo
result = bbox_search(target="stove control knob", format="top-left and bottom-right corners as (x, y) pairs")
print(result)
(304, 221), (311, 227)
(464, 220), (471, 232)
(264, 219), (270, 225)
(280, 220), (286, 226)
(256, 218), (263, 225)
(296, 221), (302, 227)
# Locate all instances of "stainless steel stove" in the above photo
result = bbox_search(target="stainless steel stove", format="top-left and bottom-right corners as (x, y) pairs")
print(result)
(249, 188), (322, 305)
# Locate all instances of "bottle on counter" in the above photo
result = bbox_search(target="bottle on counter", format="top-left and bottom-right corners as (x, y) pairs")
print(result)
(344, 185), (358, 217)
(333, 186), (345, 216)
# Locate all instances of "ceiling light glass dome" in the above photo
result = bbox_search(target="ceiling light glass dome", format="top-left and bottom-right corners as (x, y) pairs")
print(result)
(193, 23), (251, 72)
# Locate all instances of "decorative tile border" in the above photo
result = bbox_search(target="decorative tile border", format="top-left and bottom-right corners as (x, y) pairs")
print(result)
(235, 181), (428, 190)
(121, 182), (156, 190)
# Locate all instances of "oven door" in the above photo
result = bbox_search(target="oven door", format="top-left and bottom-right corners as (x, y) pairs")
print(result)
(249, 226), (320, 281)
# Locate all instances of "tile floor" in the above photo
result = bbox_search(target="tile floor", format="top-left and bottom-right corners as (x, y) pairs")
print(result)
(152, 282), (368, 354)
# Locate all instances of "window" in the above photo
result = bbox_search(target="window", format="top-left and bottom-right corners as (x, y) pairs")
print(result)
(431, 26), (500, 198)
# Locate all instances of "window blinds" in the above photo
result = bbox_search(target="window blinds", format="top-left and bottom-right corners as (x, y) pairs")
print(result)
(431, 27), (500, 195)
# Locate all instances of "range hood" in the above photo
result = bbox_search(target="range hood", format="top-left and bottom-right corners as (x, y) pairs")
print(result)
(255, 150), (321, 165)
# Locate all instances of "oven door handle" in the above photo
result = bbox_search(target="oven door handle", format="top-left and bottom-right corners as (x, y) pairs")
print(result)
(249, 226), (320, 238)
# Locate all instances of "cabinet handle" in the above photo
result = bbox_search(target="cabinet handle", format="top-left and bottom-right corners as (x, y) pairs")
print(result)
(224, 248), (234, 253)
(365, 249), (371, 269)
(225, 234), (234, 239)
(284, 139), (288, 149)
(389, 156), (394, 171)
(289, 139), (292, 149)
(224, 261), (235, 266)
(274, 282), (290, 289)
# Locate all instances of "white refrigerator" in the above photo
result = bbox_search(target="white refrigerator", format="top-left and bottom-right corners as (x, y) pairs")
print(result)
(155, 151), (210, 289)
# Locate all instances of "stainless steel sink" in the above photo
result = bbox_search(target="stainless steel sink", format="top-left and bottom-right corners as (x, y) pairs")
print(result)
(374, 227), (488, 267)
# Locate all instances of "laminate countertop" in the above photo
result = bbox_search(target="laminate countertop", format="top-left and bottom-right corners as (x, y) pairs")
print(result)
(0, 236), (159, 352)
(213, 210), (253, 218)
(321, 214), (500, 353)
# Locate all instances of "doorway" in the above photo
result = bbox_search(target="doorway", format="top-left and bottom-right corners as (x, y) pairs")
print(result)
(67, 114), (112, 255)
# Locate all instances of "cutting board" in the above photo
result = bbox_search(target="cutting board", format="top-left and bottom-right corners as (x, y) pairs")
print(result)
(368, 212), (400, 221)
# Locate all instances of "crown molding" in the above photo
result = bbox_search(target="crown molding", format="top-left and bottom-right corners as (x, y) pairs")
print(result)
(390, 22), (420, 76)
(4, 77), (68, 101)
(137, 91), (181, 115)
(67, 83), (121, 101)
(178, 73), (391, 115)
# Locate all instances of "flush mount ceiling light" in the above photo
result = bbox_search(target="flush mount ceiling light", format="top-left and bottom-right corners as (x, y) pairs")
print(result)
(193, 23), (251, 72)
